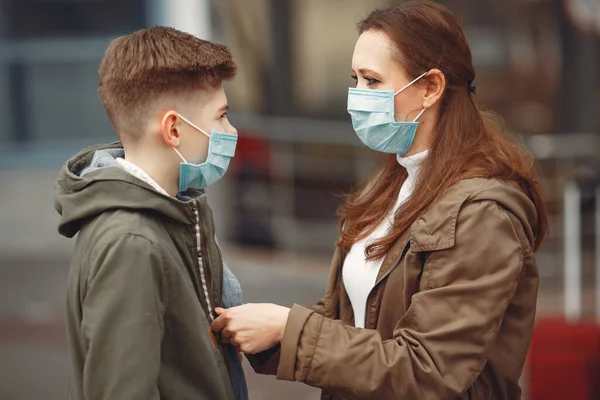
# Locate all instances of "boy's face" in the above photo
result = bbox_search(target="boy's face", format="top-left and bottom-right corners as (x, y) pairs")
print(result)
(174, 83), (237, 164)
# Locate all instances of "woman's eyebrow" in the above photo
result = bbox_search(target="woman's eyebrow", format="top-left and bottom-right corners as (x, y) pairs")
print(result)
(356, 68), (381, 76)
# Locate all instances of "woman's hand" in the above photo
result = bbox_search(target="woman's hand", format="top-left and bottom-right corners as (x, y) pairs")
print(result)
(211, 303), (290, 354)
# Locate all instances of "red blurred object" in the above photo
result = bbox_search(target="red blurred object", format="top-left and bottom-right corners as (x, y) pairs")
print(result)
(227, 130), (275, 247)
(229, 131), (271, 177)
(528, 182), (600, 399)
(529, 318), (600, 400)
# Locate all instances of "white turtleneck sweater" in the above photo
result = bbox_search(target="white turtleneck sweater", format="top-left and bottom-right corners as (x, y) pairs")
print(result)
(342, 150), (428, 328)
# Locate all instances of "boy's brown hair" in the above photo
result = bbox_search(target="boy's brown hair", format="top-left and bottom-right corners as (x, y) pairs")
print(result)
(98, 26), (236, 141)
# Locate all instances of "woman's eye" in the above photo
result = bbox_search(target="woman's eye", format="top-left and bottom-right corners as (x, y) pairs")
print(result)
(365, 77), (380, 86)
(351, 73), (380, 87)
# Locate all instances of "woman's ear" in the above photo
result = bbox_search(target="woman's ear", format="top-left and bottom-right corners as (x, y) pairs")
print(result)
(161, 111), (181, 147)
(423, 69), (446, 108)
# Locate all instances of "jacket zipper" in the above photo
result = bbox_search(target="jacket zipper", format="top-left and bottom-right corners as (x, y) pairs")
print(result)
(192, 200), (214, 321)
(199, 215), (223, 314)
(214, 233), (225, 308)
(194, 203), (230, 376)
(363, 238), (411, 328)
(193, 201), (230, 384)
(205, 208), (224, 310)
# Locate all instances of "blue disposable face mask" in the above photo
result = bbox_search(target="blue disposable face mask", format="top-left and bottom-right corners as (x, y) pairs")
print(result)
(347, 71), (428, 155)
(173, 113), (237, 192)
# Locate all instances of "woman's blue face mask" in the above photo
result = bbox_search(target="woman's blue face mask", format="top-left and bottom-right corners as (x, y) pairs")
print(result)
(347, 71), (428, 155)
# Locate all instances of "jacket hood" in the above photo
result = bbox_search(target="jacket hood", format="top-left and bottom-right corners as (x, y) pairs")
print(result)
(54, 142), (199, 238)
(410, 178), (539, 252)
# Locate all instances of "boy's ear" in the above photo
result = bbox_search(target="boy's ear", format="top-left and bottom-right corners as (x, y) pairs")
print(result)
(161, 111), (181, 147)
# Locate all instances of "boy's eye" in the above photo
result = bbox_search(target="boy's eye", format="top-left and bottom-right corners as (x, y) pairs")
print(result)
(351, 74), (358, 81)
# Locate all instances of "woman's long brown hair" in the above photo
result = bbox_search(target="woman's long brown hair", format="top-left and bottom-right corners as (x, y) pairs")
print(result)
(338, 1), (549, 259)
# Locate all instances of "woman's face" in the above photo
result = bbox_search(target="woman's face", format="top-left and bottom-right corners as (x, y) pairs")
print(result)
(351, 30), (426, 123)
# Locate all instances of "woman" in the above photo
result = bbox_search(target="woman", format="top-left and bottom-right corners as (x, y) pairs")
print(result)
(212, 1), (548, 399)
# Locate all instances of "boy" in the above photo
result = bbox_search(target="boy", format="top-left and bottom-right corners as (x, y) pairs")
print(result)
(54, 27), (246, 400)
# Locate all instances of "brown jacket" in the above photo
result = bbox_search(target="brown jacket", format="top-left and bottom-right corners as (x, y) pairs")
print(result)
(250, 178), (539, 400)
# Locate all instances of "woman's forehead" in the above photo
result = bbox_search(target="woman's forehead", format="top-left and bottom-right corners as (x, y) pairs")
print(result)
(351, 31), (396, 72)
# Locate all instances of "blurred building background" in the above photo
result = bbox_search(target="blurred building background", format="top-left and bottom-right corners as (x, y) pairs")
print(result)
(0, 0), (599, 399)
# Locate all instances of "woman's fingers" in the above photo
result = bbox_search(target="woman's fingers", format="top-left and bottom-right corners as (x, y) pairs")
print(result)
(220, 327), (233, 343)
(211, 304), (290, 353)
(211, 311), (230, 332)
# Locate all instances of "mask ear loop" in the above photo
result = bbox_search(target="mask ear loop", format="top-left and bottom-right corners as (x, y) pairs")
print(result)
(394, 72), (428, 123)
(176, 113), (211, 138)
(173, 147), (187, 163)
(412, 107), (427, 122)
(172, 113), (212, 163)
(394, 71), (429, 96)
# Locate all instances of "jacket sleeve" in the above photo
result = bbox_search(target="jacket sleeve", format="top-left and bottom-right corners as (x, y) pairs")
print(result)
(277, 201), (527, 399)
(246, 296), (328, 376)
(81, 234), (167, 400)
(247, 249), (338, 376)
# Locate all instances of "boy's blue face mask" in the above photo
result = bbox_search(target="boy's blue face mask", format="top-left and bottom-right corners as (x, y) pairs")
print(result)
(173, 113), (238, 192)
(347, 71), (428, 155)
